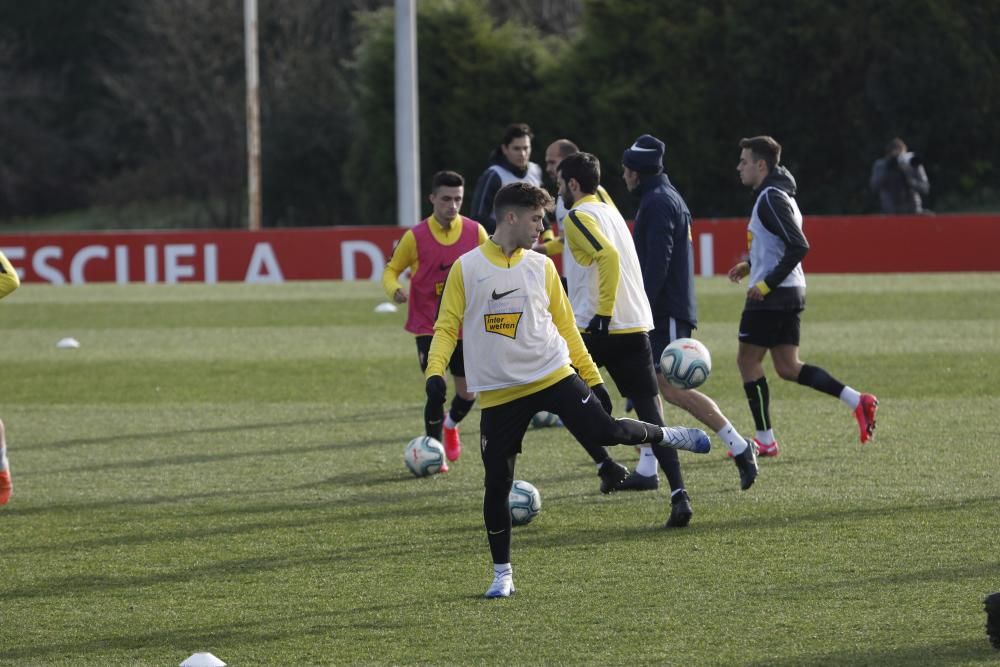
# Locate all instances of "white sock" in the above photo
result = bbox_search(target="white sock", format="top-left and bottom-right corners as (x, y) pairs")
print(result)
(839, 386), (861, 410)
(718, 422), (747, 455)
(493, 563), (512, 577)
(444, 414), (458, 429)
(635, 447), (658, 476)
(756, 429), (776, 445)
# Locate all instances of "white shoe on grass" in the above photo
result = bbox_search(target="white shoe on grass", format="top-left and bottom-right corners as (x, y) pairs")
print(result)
(484, 570), (515, 598)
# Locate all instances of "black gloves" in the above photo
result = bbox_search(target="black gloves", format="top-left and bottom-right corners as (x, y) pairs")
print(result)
(425, 375), (447, 404)
(591, 383), (614, 415)
(586, 314), (611, 337)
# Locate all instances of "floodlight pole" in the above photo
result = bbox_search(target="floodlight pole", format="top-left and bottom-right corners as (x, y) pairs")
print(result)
(244, 0), (263, 231)
(395, 0), (420, 228)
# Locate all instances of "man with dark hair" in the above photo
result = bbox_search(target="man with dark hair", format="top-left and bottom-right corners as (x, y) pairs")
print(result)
(730, 135), (879, 454)
(535, 138), (615, 258)
(382, 170), (489, 465)
(558, 151), (708, 527)
(623, 134), (759, 495)
(869, 137), (930, 214)
(424, 182), (710, 597)
(469, 123), (544, 234)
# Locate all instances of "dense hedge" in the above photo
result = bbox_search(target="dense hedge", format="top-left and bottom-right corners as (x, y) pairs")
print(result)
(1, 0), (996, 226)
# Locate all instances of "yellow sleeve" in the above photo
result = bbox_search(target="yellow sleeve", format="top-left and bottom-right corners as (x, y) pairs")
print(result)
(546, 260), (602, 386)
(381, 230), (418, 299)
(425, 260), (465, 378)
(0, 250), (21, 299)
(564, 210), (620, 316)
(542, 237), (563, 256)
(596, 185), (618, 210)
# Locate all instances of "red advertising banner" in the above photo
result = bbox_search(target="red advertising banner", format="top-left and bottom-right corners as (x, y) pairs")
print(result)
(1, 214), (997, 284)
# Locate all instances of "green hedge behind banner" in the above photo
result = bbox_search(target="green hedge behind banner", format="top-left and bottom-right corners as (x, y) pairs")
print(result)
(351, 0), (999, 224)
(1, 0), (997, 227)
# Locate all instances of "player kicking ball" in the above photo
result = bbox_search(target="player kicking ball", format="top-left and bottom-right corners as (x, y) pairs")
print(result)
(423, 183), (710, 598)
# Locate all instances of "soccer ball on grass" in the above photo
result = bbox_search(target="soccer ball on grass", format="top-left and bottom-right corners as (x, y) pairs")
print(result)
(404, 436), (446, 477)
(508, 480), (542, 525)
(660, 337), (712, 390)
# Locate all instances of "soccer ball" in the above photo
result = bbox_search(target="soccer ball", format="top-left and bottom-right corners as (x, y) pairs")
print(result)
(403, 436), (446, 477)
(508, 480), (542, 526)
(530, 411), (562, 428)
(660, 337), (712, 390)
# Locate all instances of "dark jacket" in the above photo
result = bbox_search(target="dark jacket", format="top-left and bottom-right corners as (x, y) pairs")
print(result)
(631, 173), (697, 329)
(869, 153), (930, 213)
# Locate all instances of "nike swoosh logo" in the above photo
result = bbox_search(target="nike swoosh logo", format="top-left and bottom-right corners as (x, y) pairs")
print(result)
(581, 394), (592, 404)
(487, 529), (506, 535)
(491, 288), (519, 300)
(476, 275), (490, 283)
(439, 263), (452, 272)
(738, 332), (749, 338)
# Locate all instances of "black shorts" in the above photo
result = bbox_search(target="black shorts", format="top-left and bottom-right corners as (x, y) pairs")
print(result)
(415, 336), (465, 377)
(649, 319), (694, 372)
(738, 309), (801, 348)
(583, 332), (658, 398)
(479, 374), (637, 466)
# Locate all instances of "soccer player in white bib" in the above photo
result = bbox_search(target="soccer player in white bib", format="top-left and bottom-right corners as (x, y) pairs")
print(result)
(0, 249), (21, 505)
(730, 135), (879, 454)
(424, 183), (711, 598)
(468, 123), (544, 234)
(557, 151), (722, 527)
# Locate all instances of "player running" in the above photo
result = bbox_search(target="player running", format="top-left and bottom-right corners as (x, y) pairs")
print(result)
(730, 135), (878, 454)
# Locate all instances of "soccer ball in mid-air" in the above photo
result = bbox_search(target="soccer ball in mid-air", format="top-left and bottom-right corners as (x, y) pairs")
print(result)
(660, 337), (712, 390)
(508, 480), (542, 526)
(404, 436), (446, 477)
(530, 411), (562, 428)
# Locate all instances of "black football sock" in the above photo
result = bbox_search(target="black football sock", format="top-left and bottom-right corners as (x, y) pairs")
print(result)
(448, 395), (476, 425)
(424, 399), (444, 442)
(743, 377), (771, 432)
(797, 364), (846, 398)
(483, 459), (514, 563)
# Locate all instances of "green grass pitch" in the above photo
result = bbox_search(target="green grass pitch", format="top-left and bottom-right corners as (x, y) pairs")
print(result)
(1, 274), (998, 666)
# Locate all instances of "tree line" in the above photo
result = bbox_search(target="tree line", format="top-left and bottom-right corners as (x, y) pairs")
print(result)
(1, 0), (997, 228)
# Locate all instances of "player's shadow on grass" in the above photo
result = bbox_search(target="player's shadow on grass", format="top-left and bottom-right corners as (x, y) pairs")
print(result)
(9, 486), (478, 556)
(26, 407), (420, 452)
(37, 434), (406, 476)
(705, 493), (1000, 533)
(3, 532), (451, 604)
